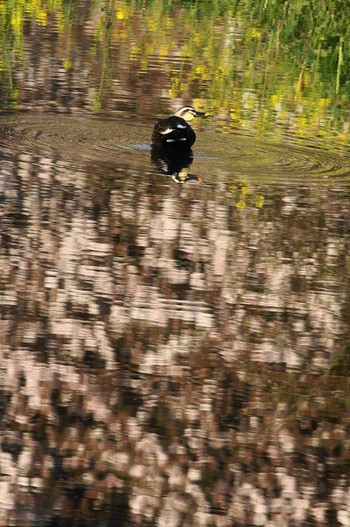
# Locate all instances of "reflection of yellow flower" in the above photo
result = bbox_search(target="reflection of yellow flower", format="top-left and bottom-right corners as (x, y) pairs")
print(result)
(195, 65), (205, 75)
(255, 195), (264, 208)
(117, 9), (125, 20)
(56, 13), (64, 32)
(11, 11), (22, 32)
(270, 94), (281, 106)
(146, 19), (158, 32)
(250, 28), (261, 38)
(228, 182), (264, 209)
(63, 58), (72, 70)
(240, 184), (249, 195)
(37, 10), (47, 26)
(11, 87), (19, 102)
(168, 87), (178, 98)
(338, 132), (349, 143)
(318, 98), (330, 108)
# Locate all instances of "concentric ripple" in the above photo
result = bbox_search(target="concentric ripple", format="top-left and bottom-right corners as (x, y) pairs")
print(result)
(0, 113), (350, 183)
(272, 144), (350, 179)
(195, 129), (350, 183)
(0, 113), (151, 167)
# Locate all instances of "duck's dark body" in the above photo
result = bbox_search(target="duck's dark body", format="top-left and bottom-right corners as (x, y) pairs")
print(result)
(151, 106), (208, 149)
(152, 116), (196, 149)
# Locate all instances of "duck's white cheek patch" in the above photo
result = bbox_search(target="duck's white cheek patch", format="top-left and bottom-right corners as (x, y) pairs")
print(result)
(176, 124), (187, 129)
(160, 127), (175, 135)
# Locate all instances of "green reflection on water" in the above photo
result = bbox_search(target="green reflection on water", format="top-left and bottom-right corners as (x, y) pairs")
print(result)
(1, 0), (350, 146)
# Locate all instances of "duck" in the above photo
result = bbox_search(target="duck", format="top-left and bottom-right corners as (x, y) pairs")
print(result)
(151, 106), (208, 148)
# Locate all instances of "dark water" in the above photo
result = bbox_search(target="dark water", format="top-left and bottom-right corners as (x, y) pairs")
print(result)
(0, 2), (350, 526)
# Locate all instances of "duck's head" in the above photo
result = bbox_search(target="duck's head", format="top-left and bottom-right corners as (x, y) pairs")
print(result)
(174, 106), (209, 122)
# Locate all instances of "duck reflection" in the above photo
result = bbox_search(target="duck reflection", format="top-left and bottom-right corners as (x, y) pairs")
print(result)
(151, 146), (202, 184)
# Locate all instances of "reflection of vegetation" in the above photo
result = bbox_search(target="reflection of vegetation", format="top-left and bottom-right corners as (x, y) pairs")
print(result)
(330, 343), (350, 376)
(93, 0), (350, 145)
(1, 0), (350, 144)
(0, 0), (74, 105)
(228, 182), (264, 209)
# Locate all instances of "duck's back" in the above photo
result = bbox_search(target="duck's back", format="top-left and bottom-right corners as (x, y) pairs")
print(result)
(152, 116), (196, 148)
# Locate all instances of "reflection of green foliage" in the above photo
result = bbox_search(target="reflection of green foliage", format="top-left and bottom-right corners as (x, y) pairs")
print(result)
(1, 0), (350, 145)
(91, 0), (350, 145)
(0, 0), (75, 105)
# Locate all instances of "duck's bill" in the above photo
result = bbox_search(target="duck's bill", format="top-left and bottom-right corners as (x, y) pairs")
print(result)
(195, 111), (210, 117)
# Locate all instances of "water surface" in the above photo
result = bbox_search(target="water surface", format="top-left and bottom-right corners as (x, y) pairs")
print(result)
(0, 2), (350, 526)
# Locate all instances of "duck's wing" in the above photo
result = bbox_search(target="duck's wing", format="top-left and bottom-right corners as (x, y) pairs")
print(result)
(153, 116), (187, 134)
(152, 117), (195, 146)
(152, 118), (173, 143)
